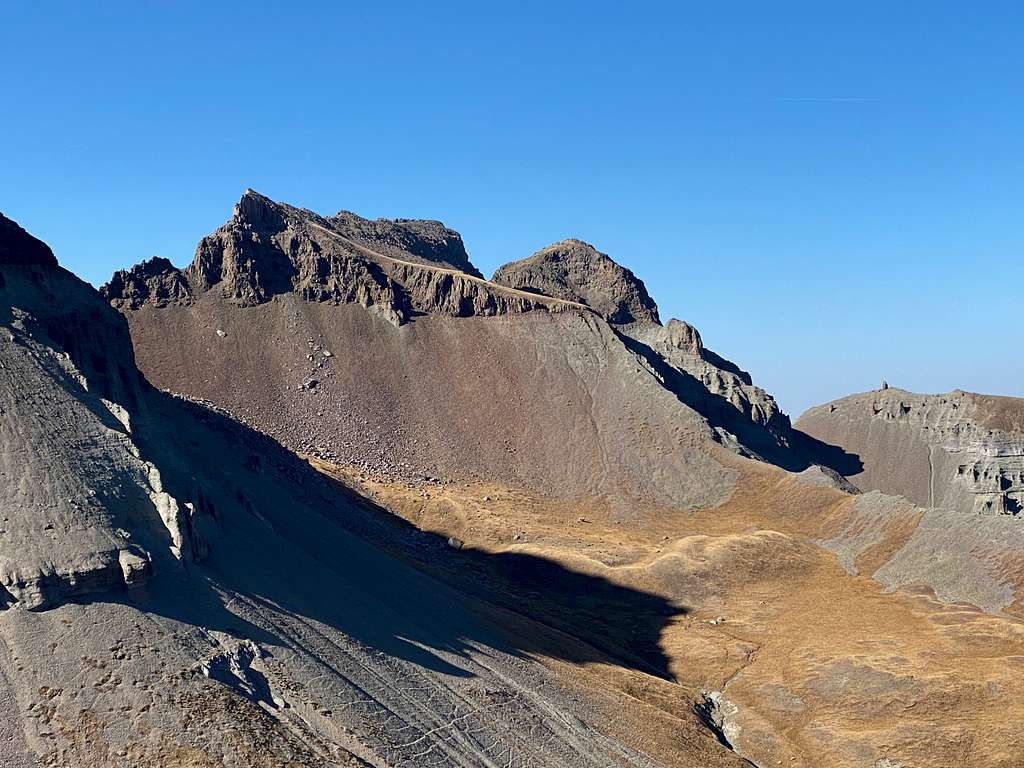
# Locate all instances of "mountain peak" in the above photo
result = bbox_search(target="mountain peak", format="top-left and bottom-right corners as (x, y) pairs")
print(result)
(492, 238), (660, 325)
(0, 212), (57, 267)
(102, 256), (192, 309)
(232, 188), (287, 229)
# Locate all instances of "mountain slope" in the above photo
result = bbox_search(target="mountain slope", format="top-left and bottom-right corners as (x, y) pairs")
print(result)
(103, 191), (843, 512)
(2, 211), (750, 767)
(94, 193), (1024, 767)
(797, 387), (1024, 515)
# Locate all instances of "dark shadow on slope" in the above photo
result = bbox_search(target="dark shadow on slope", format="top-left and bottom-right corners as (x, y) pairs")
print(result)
(615, 329), (807, 470)
(789, 429), (864, 478)
(700, 347), (752, 384)
(1, 241), (679, 685)
(106, 387), (681, 682)
(616, 329), (862, 477)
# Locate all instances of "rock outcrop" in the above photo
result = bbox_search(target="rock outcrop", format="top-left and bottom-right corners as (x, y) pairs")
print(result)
(493, 238), (660, 324)
(626, 319), (793, 453)
(797, 388), (1024, 515)
(104, 190), (560, 324)
(101, 255), (193, 309)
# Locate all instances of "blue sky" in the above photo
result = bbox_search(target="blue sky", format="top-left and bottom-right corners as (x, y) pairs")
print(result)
(3, 2), (1022, 415)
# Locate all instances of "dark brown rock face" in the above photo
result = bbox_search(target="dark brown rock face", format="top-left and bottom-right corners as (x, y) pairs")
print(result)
(492, 238), (660, 325)
(102, 190), (565, 323)
(331, 210), (482, 277)
(103, 256), (193, 309)
(0, 213), (56, 267)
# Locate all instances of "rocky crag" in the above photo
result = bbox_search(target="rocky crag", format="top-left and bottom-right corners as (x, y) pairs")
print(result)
(797, 387), (1024, 516)
(491, 238), (660, 325)
(104, 190), (572, 323)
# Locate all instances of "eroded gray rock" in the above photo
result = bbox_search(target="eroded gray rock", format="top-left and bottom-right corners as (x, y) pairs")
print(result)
(798, 388), (1024, 516)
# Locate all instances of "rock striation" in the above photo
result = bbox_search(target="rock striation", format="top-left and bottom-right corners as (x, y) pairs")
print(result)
(797, 388), (1024, 515)
(0, 214), (207, 610)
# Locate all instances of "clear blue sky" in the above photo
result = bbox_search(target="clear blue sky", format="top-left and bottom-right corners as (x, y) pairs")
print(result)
(3, 2), (1022, 415)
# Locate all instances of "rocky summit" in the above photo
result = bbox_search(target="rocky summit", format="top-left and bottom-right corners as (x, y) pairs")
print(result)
(1, 196), (1024, 768)
(104, 190), (547, 323)
(492, 238), (661, 325)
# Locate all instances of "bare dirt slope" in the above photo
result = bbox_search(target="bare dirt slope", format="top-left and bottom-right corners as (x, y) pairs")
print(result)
(798, 387), (1024, 515)
(1, 212), (752, 767)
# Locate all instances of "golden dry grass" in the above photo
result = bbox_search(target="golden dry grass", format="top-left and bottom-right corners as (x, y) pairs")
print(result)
(315, 458), (1024, 768)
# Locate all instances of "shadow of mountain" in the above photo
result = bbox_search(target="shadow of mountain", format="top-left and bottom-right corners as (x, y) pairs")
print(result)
(789, 429), (864, 478)
(112, 386), (680, 682)
(2, 259), (680, 686)
(615, 330), (862, 478)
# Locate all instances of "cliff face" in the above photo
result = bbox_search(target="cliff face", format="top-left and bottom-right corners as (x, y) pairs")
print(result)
(625, 319), (794, 457)
(797, 388), (1024, 515)
(103, 190), (560, 324)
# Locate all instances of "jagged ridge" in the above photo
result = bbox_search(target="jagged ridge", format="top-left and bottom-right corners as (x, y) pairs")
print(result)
(103, 190), (578, 324)
(104, 190), (845, 481)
